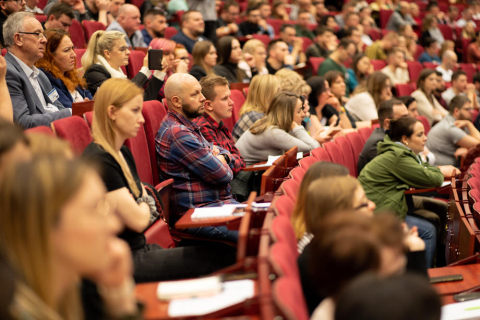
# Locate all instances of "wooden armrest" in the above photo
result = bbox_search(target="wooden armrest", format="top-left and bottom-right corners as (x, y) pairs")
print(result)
(243, 161), (270, 172)
(405, 187), (439, 194)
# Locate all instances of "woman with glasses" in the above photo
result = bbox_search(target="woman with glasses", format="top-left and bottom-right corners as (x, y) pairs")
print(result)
(411, 69), (446, 125)
(235, 91), (321, 165)
(35, 29), (92, 109)
(82, 78), (235, 283)
(82, 30), (166, 100)
(190, 40), (217, 81)
(345, 71), (392, 121)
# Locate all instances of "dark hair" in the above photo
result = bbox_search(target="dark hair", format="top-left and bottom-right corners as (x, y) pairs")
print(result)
(181, 10), (201, 23)
(449, 95), (470, 114)
(319, 15), (335, 26)
(216, 35), (235, 65)
(338, 38), (355, 50)
(335, 273), (442, 320)
(378, 99), (404, 129)
(345, 12), (358, 21)
(47, 3), (74, 19)
(398, 95), (416, 109)
(246, 4), (260, 14)
(267, 38), (286, 53)
(434, 70), (443, 77)
(416, 69), (436, 94)
(427, 1), (439, 11)
(423, 37), (437, 49)
(474, 72), (480, 84)
(315, 25), (333, 36)
(351, 53), (369, 83)
(0, 118), (28, 159)
(143, 9), (165, 21)
(280, 23), (295, 32)
(344, 26), (358, 38)
(452, 69), (467, 82)
(223, 0), (240, 12)
(387, 116), (420, 142)
(325, 70), (345, 85)
(306, 76), (326, 108)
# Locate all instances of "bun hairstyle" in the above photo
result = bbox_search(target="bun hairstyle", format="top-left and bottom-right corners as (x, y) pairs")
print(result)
(386, 116), (419, 142)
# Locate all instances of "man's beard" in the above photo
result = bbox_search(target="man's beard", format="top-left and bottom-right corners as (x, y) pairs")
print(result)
(192, 29), (204, 38)
(182, 102), (204, 119)
(153, 30), (164, 38)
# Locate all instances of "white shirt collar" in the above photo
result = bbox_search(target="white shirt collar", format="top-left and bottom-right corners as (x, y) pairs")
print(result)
(11, 53), (39, 79)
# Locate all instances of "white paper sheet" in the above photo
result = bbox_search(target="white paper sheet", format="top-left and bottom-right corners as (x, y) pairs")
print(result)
(157, 276), (222, 300)
(441, 298), (480, 320)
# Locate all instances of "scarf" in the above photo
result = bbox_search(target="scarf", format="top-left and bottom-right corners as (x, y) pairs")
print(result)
(96, 55), (127, 79)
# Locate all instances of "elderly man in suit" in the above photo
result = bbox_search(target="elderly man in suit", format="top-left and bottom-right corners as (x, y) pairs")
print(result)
(4, 12), (70, 129)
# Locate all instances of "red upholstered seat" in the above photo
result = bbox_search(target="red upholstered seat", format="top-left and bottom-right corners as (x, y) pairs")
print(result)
(358, 127), (373, 142)
(127, 50), (146, 80)
(417, 115), (431, 135)
(407, 61), (423, 83)
(423, 62), (438, 69)
(74, 49), (86, 69)
(289, 166), (306, 181)
(51, 116), (92, 155)
(124, 123), (153, 185)
(309, 57), (325, 75)
(346, 132), (364, 171)
(368, 28), (381, 41)
(280, 178), (300, 201)
(468, 177), (480, 192)
(371, 59), (386, 71)
(301, 37), (313, 52)
(438, 24), (454, 41)
(272, 194), (295, 217)
(335, 136), (357, 177)
(379, 10), (393, 28)
(82, 20), (106, 41)
(298, 155), (317, 170)
(144, 219), (175, 248)
(25, 125), (55, 136)
(273, 276), (309, 320)
(266, 19), (289, 34)
(230, 89), (246, 123)
(324, 141), (345, 166)
(1, 48), (6, 56)
(269, 241), (299, 277)
(83, 111), (93, 128)
(35, 14), (47, 23)
(142, 100), (167, 186)
(165, 27), (178, 39)
(458, 63), (477, 83)
(252, 34), (271, 47)
(70, 19), (86, 48)
(271, 215), (298, 254)
(311, 146), (331, 161)
(396, 83), (413, 96)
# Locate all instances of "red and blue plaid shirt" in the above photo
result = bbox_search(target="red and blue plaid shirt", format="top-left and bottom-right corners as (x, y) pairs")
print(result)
(155, 110), (236, 218)
(194, 113), (246, 176)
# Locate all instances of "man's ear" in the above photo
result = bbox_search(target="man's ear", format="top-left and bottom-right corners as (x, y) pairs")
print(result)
(204, 100), (213, 112)
(171, 96), (182, 109)
(383, 118), (391, 130)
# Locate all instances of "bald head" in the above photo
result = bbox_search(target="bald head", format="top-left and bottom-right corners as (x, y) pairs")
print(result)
(399, 1), (410, 14)
(165, 73), (206, 119)
(442, 50), (457, 69)
(117, 4), (141, 35)
(118, 3), (138, 16)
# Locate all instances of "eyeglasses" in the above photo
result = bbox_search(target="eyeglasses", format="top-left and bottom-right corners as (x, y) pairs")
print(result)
(180, 56), (190, 61)
(17, 31), (46, 39)
(117, 46), (129, 52)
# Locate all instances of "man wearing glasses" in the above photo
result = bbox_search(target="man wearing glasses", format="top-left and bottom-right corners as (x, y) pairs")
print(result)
(3, 12), (70, 128)
(0, 0), (26, 47)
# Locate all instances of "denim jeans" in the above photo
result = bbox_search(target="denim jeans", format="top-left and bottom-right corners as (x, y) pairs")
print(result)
(405, 215), (436, 268)
(183, 225), (239, 243)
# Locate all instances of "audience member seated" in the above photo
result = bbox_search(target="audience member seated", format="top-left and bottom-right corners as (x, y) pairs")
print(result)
(25, 0), (43, 13)
(346, 27), (364, 53)
(420, 14), (444, 47)
(279, 24), (306, 65)
(386, 1), (416, 32)
(360, 18), (373, 46)
(445, 6), (460, 28)
(0, 0), (25, 47)
(238, 5), (269, 38)
(83, 78), (236, 282)
(427, 1), (447, 24)
(291, 162), (349, 249)
(0, 56), (13, 122)
(400, 95), (419, 118)
(271, 0), (289, 21)
(265, 39), (295, 74)
(109, 0), (125, 19)
(324, 70), (355, 129)
(365, 32), (398, 61)
(238, 39), (268, 80)
(313, 0), (327, 23)
(213, 36), (257, 83)
(427, 95), (480, 166)
(156, 73), (239, 241)
(467, 31), (480, 64)
(151, 39), (189, 77)
(83, 31), (165, 99)
(381, 48), (410, 86)
(335, 2), (356, 29)
(399, 24), (418, 43)
(336, 12), (360, 39)
(171, 10), (206, 54)
(35, 30), (92, 109)
(318, 39), (356, 94)
(45, 0), (110, 25)
(320, 14), (339, 30)
(306, 26), (335, 60)
(107, 4), (146, 47)
(141, 9), (167, 46)
(4, 12), (71, 129)
(335, 273), (441, 320)
(345, 71), (392, 121)
(357, 99), (408, 174)
(236, 91), (321, 165)
(411, 69), (446, 124)
(457, 8), (477, 28)
(295, 10), (315, 40)
(347, 53), (372, 92)
(432, 70), (448, 109)
(232, 74), (279, 141)
(410, 2), (420, 19)
(216, 0), (240, 39)
(436, 50), (457, 82)
(442, 70), (479, 110)
(418, 37), (441, 64)
(42, 3), (73, 32)
(359, 116), (459, 267)
(190, 40), (217, 81)
(257, 1), (275, 38)
(462, 21), (477, 41)
(290, 0), (316, 22)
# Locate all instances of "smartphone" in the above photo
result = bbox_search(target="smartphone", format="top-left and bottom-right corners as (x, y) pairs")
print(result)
(429, 274), (463, 284)
(454, 292), (480, 302)
(148, 49), (163, 70)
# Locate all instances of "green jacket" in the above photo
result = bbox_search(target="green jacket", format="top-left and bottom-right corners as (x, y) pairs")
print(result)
(358, 135), (444, 220)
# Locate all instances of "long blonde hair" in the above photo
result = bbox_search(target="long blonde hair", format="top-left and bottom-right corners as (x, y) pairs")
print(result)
(92, 78), (143, 197)
(0, 157), (88, 320)
(240, 74), (280, 116)
(81, 30), (126, 72)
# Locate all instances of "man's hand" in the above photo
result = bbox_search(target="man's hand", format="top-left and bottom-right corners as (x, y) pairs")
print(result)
(96, 0), (110, 11)
(216, 154), (227, 164)
(454, 147), (469, 159)
(454, 120), (471, 129)
(438, 165), (461, 178)
(293, 37), (303, 50)
(258, 19), (268, 30)
(314, 128), (335, 144)
(212, 145), (220, 156)
(73, 0), (86, 13)
(467, 83), (476, 95)
(284, 54), (295, 65)
(399, 61), (408, 69)
(244, 53), (256, 68)
(227, 23), (238, 33)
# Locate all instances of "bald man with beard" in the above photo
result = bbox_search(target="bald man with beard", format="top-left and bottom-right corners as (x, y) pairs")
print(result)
(155, 73), (239, 242)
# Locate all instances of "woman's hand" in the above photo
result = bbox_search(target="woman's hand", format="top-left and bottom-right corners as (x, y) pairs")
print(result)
(438, 165), (460, 178)
(143, 50), (149, 68)
(174, 59), (189, 73)
(402, 224), (425, 252)
(244, 53), (256, 69)
(326, 96), (341, 111)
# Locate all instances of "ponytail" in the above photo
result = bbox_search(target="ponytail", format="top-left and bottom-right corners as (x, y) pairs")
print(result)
(81, 30), (125, 72)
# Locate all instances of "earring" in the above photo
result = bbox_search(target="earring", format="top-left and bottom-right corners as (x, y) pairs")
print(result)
(406, 143), (408, 146)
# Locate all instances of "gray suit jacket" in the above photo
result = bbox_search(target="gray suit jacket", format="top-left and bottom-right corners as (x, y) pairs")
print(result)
(5, 52), (70, 129)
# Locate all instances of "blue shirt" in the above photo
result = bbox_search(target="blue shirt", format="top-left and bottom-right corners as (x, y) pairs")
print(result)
(170, 30), (204, 54)
(141, 29), (153, 46)
(418, 51), (441, 64)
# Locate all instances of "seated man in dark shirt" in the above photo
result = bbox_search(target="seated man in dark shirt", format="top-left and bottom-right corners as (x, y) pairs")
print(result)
(238, 5), (269, 37)
(306, 25), (334, 60)
(170, 10), (206, 53)
(216, 0), (240, 38)
(265, 39), (295, 74)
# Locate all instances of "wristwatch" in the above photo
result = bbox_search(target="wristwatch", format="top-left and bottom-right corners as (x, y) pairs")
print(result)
(222, 153), (231, 165)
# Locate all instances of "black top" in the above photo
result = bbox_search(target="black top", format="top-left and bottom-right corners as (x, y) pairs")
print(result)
(0, 11), (7, 48)
(84, 64), (163, 101)
(82, 142), (146, 251)
(238, 21), (267, 37)
(190, 64), (207, 81)
(213, 62), (238, 83)
(357, 127), (385, 174)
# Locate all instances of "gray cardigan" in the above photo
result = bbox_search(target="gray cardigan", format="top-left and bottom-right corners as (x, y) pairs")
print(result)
(235, 125), (321, 165)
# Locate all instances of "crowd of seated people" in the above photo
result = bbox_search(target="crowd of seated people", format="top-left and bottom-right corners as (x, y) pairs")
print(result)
(4, 0), (480, 318)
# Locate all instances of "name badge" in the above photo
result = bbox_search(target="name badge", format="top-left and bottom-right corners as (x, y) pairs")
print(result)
(47, 89), (60, 103)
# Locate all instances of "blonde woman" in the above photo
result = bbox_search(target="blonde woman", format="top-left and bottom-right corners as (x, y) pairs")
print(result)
(420, 14), (444, 47)
(235, 91), (321, 165)
(190, 40), (217, 81)
(238, 39), (268, 80)
(82, 30), (166, 99)
(82, 78), (235, 283)
(232, 74), (280, 141)
(0, 156), (141, 320)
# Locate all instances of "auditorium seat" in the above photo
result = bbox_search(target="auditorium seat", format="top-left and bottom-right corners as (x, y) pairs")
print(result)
(266, 19), (290, 35)
(25, 125), (55, 136)
(289, 166), (306, 181)
(231, 89), (246, 123)
(423, 62), (438, 69)
(468, 177), (480, 192)
(417, 115), (431, 135)
(222, 116), (235, 133)
(407, 61), (422, 83)
(127, 50), (146, 80)
(280, 178), (300, 201)
(271, 214), (298, 256)
(301, 37), (313, 52)
(298, 155), (317, 170)
(458, 63), (476, 83)
(324, 141), (345, 166)
(165, 26), (178, 39)
(395, 83), (413, 96)
(84, 111), (93, 128)
(51, 116), (92, 155)
(273, 276), (309, 320)
(346, 132), (365, 171)
(379, 10), (393, 28)
(309, 57), (325, 75)
(335, 136), (357, 177)
(438, 24), (454, 41)
(82, 20), (106, 41)
(272, 194), (295, 217)
(371, 59), (386, 71)
(124, 123), (154, 185)
(252, 34), (271, 47)
(142, 100), (167, 186)
(74, 49), (86, 69)
(269, 241), (299, 277)
(70, 19), (86, 49)
(311, 146), (331, 161)
(358, 127), (373, 142)
(145, 219), (175, 248)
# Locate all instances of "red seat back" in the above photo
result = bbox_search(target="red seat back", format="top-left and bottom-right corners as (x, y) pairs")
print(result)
(127, 50), (146, 80)
(335, 136), (357, 177)
(368, 28), (381, 41)
(266, 19), (289, 34)
(124, 123), (154, 185)
(417, 115), (431, 135)
(311, 146), (331, 161)
(358, 127), (373, 142)
(371, 59), (386, 71)
(82, 20), (106, 42)
(423, 62), (438, 69)
(230, 89), (245, 123)
(346, 132), (365, 170)
(271, 215), (298, 256)
(222, 116), (235, 133)
(395, 83), (413, 96)
(298, 155), (317, 170)
(74, 48), (86, 69)
(458, 63), (477, 83)
(272, 194), (296, 217)
(35, 14), (47, 23)
(289, 166), (306, 181)
(273, 276), (309, 320)
(280, 178), (300, 201)
(324, 141), (345, 165)
(142, 100), (167, 186)
(130, 0), (145, 9)
(165, 26), (178, 39)
(52, 116), (92, 155)
(379, 10), (393, 28)
(252, 34), (271, 47)
(25, 125), (55, 136)
(144, 219), (175, 248)
(309, 57), (325, 75)
(301, 37), (313, 52)
(407, 61), (423, 83)
(84, 111), (93, 128)
(70, 19), (86, 48)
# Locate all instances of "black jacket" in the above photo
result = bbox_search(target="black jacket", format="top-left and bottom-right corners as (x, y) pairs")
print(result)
(189, 64), (207, 81)
(84, 64), (163, 101)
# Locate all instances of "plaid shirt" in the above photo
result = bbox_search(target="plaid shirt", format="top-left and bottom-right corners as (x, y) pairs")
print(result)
(155, 110), (235, 218)
(194, 113), (246, 176)
(232, 111), (265, 142)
